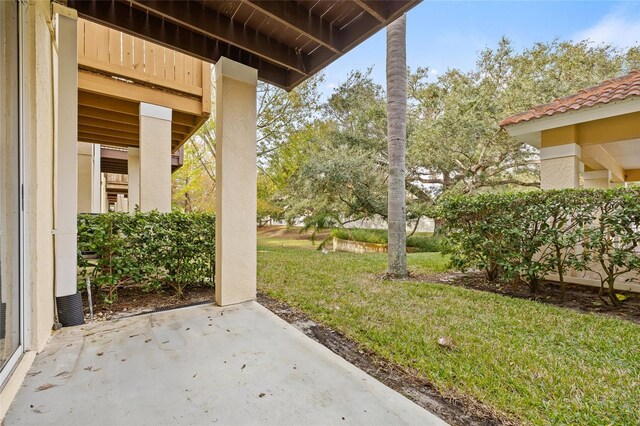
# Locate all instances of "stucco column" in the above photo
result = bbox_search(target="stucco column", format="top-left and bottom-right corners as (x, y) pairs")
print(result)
(77, 142), (93, 213)
(539, 144), (582, 189)
(214, 57), (258, 306)
(54, 9), (77, 297)
(583, 170), (611, 189)
(100, 173), (108, 213)
(127, 148), (140, 212)
(77, 142), (101, 213)
(92, 144), (101, 212)
(53, 6), (84, 325)
(139, 103), (172, 212)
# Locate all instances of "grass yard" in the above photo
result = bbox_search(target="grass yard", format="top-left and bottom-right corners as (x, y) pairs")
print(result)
(257, 238), (640, 425)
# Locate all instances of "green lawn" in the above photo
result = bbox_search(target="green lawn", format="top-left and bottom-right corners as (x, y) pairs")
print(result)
(257, 240), (640, 425)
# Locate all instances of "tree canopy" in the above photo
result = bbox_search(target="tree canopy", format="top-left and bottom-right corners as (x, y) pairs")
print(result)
(173, 38), (640, 227)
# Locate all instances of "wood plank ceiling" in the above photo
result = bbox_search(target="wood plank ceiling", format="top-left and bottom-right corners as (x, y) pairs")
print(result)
(66, 0), (422, 91)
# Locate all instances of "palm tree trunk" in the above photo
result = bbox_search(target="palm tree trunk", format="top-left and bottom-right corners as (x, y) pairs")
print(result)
(386, 14), (407, 278)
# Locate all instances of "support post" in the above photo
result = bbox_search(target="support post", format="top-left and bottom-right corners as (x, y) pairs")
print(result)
(100, 173), (108, 213)
(53, 5), (84, 326)
(92, 144), (101, 212)
(77, 142), (101, 213)
(583, 170), (611, 189)
(77, 142), (93, 213)
(214, 57), (258, 306)
(139, 103), (172, 212)
(539, 144), (582, 189)
(127, 148), (140, 212)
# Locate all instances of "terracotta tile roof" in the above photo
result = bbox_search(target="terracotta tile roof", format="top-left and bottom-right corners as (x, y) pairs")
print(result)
(500, 70), (640, 127)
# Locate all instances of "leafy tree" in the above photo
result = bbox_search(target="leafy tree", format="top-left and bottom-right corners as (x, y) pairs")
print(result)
(407, 38), (640, 204)
(172, 73), (323, 212)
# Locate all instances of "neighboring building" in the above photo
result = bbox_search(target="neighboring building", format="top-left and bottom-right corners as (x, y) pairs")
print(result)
(0, 0), (420, 417)
(501, 71), (640, 189)
(501, 70), (640, 292)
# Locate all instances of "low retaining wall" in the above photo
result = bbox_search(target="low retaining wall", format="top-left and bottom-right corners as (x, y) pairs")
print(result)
(332, 238), (420, 254)
(332, 238), (387, 254)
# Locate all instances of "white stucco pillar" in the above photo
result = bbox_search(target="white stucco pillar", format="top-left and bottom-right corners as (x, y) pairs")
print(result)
(540, 144), (582, 189)
(127, 148), (140, 212)
(77, 142), (101, 213)
(100, 173), (108, 213)
(92, 144), (101, 212)
(53, 8), (78, 299)
(77, 142), (93, 213)
(139, 103), (172, 212)
(214, 57), (258, 306)
(583, 170), (611, 189)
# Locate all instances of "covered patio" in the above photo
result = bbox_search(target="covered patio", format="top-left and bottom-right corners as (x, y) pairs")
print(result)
(1, 0), (429, 420)
(5, 302), (444, 425)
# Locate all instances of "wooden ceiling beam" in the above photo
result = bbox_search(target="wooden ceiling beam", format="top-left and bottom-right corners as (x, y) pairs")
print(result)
(79, 116), (139, 134)
(625, 169), (640, 182)
(173, 111), (199, 127)
(79, 124), (139, 141)
(79, 71), (205, 116)
(241, 0), (341, 54)
(353, 1), (387, 22)
(302, 11), (380, 80)
(101, 147), (129, 162)
(79, 105), (139, 126)
(78, 91), (139, 116)
(127, 0), (309, 76)
(79, 132), (139, 147)
(69, 0), (301, 90)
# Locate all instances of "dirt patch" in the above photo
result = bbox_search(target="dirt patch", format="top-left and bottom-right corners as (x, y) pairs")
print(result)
(80, 286), (214, 322)
(257, 292), (513, 426)
(414, 272), (640, 324)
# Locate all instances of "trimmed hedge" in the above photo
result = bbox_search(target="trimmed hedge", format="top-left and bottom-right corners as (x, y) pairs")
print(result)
(330, 228), (442, 252)
(78, 211), (215, 302)
(439, 188), (640, 305)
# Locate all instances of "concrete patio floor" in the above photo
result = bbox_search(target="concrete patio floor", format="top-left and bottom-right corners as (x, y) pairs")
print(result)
(5, 302), (446, 425)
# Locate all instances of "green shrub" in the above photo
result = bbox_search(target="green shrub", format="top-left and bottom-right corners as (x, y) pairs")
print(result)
(78, 211), (215, 302)
(406, 235), (442, 252)
(330, 228), (441, 252)
(439, 188), (640, 305)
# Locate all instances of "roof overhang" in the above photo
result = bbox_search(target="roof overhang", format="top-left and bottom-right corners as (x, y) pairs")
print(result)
(65, 0), (422, 91)
(503, 97), (640, 148)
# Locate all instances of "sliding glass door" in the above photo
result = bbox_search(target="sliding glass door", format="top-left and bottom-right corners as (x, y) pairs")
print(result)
(0, 0), (22, 377)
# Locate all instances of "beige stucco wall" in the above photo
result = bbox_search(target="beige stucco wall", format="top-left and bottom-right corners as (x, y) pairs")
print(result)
(583, 170), (610, 189)
(27, 0), (56, 353)
(540, 156), (581, 189)
(214, 58), (257, 306)
(1, 0), (57, 418)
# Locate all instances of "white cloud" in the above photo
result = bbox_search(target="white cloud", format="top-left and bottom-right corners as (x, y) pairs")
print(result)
(573, 9), (640, 48)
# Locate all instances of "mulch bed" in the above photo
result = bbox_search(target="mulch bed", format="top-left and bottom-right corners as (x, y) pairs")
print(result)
(81, 285), (214, 322)
(257, 292), (512, 426)
(413, 272), (640, 324)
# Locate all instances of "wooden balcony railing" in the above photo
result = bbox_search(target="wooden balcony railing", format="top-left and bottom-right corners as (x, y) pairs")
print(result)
(77, 18), (210, 112)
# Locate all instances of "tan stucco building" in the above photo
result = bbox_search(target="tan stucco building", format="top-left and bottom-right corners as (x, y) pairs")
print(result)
(0, 0), (420, 417)
(502, 70), (640, 292)
(502, 71), (640, 189)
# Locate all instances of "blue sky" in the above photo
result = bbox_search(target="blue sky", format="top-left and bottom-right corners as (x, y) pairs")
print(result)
(321, 1), (640, 94)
